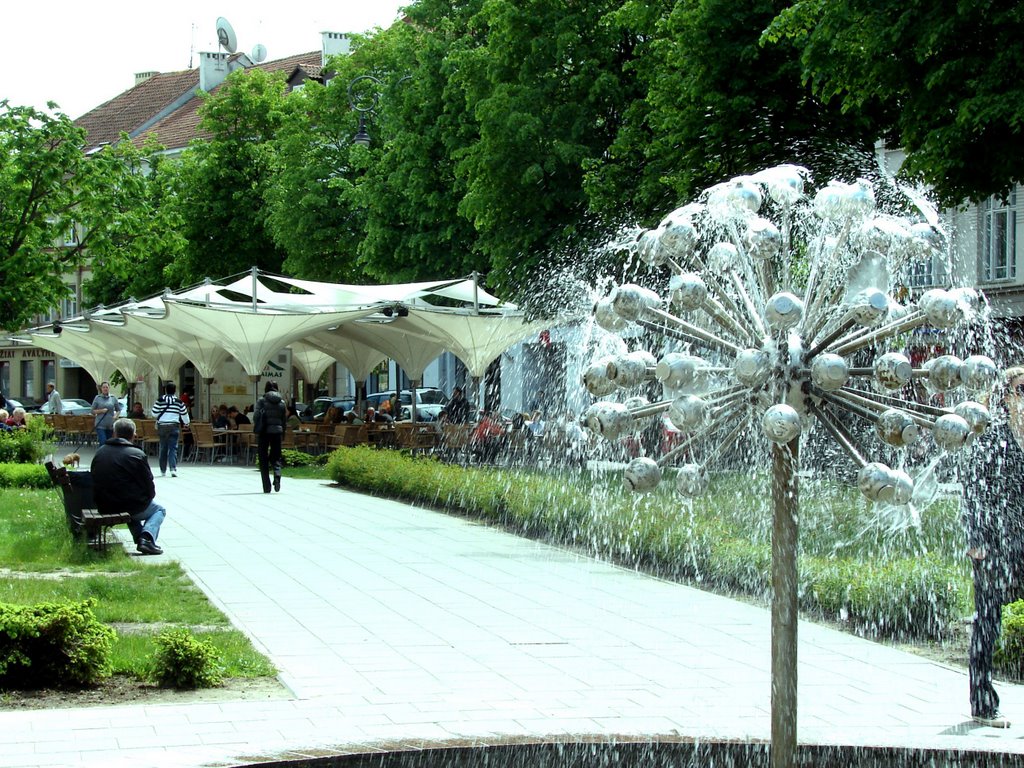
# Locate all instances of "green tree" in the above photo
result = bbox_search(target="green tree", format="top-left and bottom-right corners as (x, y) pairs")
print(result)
(586, 0), (880, 225)
(83, 146), (187, 308)
(0, 102), (173, 329)
(351, 16), (487, 283)
(167, 69), (290, 286)
(766, 0), (1024, 203)
(447, 0), (638, 295)
(265, 74), (368, 282)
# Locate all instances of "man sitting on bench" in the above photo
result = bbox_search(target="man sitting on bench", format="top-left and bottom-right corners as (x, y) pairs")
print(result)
(91, 418), (167, 555)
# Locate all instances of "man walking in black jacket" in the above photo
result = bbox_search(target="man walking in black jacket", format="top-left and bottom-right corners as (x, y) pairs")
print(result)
(254, 382), (287, 493)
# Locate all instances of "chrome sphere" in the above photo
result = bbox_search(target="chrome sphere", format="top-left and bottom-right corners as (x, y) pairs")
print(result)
(953, 401), (991, 436)
(583, 359), (618, 397)
(734, 348), (772, 387)
(765, 292), (804, 332)
(726, 179), (763, 213)
(810, 354), (849, 391)
(656, 353), (705, 389)
(875, 409), (920, 448)
(583, 402), (633, 441)
(874, 352), (913, 390)
(611, 284), (661, 321)
(676, 464), (709, 497)
(668, 395), (709, 431)
(708, 242), (740, 272)
(747, 217), (782, 261)
(920, 288), (962, 329)
(762, 404), (802, 444)
(888, 469), (914, 505)
(594, 298), (629, 332)
(961, 355), (998, 394)
(659, 220), (698, 260)
(669, 273), (707, 312)
(857, 462), (897, 502)
(927, 355), (964, 392)
(624, 457), (662, 493)
(850, 289), (889, 326)
(931, 413), (971, 451)
(636, 229), (666, 267)
(608, 350), (656, 388)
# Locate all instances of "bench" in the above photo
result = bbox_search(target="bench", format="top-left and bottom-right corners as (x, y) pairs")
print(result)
(44, 461), (132, 551)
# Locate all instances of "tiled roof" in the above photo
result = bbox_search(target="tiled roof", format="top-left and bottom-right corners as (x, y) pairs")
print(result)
(76, 68), (199, 151)
(77, 50), (324, 154)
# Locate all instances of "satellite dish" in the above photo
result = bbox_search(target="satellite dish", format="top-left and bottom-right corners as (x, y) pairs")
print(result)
(215, 17), (238, 53)
(251, 43), (267, 63)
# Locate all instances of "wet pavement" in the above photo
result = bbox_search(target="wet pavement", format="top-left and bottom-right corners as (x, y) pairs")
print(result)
(2, 447), (1024, 767)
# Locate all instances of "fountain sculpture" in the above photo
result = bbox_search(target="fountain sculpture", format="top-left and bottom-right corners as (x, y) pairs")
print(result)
(581, 166), (999, 768)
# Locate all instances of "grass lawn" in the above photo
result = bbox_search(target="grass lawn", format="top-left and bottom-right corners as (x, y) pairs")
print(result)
(0, 488), (275, 684)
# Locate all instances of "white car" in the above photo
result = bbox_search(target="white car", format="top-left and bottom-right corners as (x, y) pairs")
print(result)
(38, 398), (93, 416)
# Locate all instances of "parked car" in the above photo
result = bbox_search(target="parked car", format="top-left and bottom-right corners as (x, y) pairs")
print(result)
(37, 398), (93, 416)
(364, 388), (449, 421)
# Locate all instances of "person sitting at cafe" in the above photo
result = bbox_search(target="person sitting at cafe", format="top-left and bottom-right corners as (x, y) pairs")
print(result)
(472, 409), (505, 463)
(212, 405), (230, 429)
(441, 386), (471, 424)
(286, 405), (302, 432)
(365, 406), (393, 424)
(129, 401), (146, 419)
(5, 407), (27, 428)
(227, 405), (250, 427)
(91, 418), (167, 555)
(344, 410), (364, 425)
(324, 405), (344, 425)
(0, 409), (12, 432)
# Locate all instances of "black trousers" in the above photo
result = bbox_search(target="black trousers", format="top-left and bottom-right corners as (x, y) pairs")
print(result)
(970, 553), (1014, 718)
(257, 433), (282, 492)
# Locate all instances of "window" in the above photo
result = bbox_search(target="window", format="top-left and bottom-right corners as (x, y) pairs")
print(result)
(980, 192), (1018, 282)
(0, 362), (9, 397)
(20, 361), (35, 399)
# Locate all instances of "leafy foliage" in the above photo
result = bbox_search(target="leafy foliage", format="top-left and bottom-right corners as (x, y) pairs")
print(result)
(0, 598), (114, 688)
(0, 462), (50, 488)
(0, 103), (180, 328)
(149, 628), (224, 689)
(166, 70), (291, 286)
(765, 0), (1024, 203)
(0, 417), (53, 464)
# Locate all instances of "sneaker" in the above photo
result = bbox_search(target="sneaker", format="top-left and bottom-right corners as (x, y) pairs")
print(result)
(973, 713), (1011, 728)
(171, 470), (177, 477)
(136, 535), (163, 556)
(160, 471), (166, 477)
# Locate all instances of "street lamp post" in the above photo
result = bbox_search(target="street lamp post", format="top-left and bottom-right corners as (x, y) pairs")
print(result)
(346, 74), (412, 148)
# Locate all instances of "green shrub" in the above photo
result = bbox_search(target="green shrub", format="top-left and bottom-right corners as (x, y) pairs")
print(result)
(281, 448), (328, 467)
(0, 598), (115, 688)
(996, 600), (1024, 677)
(0, 419), (53, 464)
(0, 463), (51, 488)
(149, 628), (223, 689)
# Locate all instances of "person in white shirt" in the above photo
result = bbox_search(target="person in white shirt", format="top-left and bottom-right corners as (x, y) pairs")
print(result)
(152, 382), (190, 477)
(46, 382), (63, 415)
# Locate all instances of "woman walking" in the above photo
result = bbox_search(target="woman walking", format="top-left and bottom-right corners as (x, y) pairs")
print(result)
(254, 382), (287, 493)
(90, 381), (121, 445)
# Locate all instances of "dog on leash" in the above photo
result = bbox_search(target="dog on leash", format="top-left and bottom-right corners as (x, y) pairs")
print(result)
(62, 453), (81, 469)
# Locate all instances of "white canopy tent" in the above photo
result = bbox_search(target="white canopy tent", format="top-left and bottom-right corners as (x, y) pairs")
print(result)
(19, 268), (549, 417)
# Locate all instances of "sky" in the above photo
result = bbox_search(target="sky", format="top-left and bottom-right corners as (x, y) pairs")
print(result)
(2, 1), (408, 119)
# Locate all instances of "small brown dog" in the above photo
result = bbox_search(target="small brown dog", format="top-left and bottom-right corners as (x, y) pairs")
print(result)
(62, 453), (81, 469)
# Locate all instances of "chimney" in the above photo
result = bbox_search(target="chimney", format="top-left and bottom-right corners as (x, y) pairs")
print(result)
(321, 32), (351, 67)
(134, 71), (158, 87)
(199, 51), (231, 92)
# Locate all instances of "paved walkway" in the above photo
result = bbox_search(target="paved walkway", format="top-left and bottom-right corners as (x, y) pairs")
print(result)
(3, 450), (1024, 767)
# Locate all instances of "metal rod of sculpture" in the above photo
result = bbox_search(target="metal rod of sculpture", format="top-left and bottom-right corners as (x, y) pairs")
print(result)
(581, 167), (999, 768)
